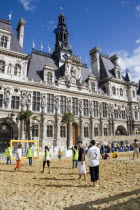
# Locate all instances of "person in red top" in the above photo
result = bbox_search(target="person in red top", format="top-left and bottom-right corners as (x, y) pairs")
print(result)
(102, 151), (110, 160)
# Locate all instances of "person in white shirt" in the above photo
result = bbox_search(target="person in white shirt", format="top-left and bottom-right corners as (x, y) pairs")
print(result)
(14, 144), (22, 171)
(87, 140), (100, 187)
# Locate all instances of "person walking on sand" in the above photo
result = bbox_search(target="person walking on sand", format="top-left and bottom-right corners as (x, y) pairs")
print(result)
(41, 146), (51, 174)
(87, 140), (100, 187)
(77, 141), (86, 180)
(4, 144), (12, 165)
(26, 143), (34, 166)
(14, 144), (22, 171)
(58, 148), (62, 161)
(72, 145), (78, 168)
(132, 139), (139, 159)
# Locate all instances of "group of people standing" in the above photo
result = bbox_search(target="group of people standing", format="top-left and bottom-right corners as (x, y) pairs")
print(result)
(4, 139), (139, 187)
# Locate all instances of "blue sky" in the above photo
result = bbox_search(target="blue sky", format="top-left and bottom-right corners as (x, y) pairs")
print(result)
(1, 0), (140, 81)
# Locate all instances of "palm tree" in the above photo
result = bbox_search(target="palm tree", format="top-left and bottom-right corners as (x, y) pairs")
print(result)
(62, 112), (74, 150)
(19, 111), (33, 140)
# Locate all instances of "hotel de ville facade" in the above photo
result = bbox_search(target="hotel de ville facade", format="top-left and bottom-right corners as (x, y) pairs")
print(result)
(0, 13), (140, 152)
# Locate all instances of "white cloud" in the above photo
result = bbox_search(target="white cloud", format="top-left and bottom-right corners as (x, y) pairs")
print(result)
(84, 8), (89, 13)
(136, 39), (140, 44)
(18, 0), (36, 12)
(136, 5), (140, 12)
(113, 46), (140, 82)
(121, 0), (130, 6)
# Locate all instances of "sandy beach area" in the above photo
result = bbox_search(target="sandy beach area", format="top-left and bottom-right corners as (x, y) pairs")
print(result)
(0, 152), (140, 210)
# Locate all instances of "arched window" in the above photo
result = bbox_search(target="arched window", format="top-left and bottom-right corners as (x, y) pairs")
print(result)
(112, 86), (116, 95)
(0, 60), (5, 73)
(14, 64), (21, 76)
(47, 72), (52, 84)
(120, 88), (123, 96)
(132, 90), (135, 98)
(0, 36), (8, 48)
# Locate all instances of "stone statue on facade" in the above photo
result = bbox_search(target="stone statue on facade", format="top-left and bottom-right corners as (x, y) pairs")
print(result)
(21, 92), (27, 108)
(77, 77), (83, 89)
(89, 101), (93, 114)
(79, 100), (83, 113)
(41, 95), (46, 109)
(27, 93), (31, 110)
(4, 88), (10, 108)
(99, 103), (103, 117)
(55, 96), (59, 111)
(67, 98), (71, 111)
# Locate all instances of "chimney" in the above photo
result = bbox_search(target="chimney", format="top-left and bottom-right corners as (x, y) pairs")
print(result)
(89, 47), (100, 80)
(110, 54), (120, 68)
(16, 18), (26, 48)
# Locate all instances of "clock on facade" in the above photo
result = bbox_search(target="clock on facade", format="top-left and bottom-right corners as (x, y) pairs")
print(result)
(71, 77), (76, 84)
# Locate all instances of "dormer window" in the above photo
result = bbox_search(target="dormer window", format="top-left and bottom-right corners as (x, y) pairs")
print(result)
(120, 88), (123, 96)
(91, 82), (95, 92)
(47, 72), (52, 85)
(14, 64), (21, 76)
(0, 35), (8, 48)
(112, 86), (116, 95)
(132, 90), (135, 98)
(0, 60), (5, 73)
(117, 71), (121, 79)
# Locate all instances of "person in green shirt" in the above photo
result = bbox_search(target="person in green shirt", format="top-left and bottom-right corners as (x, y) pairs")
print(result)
(72, 145), (78, 168)
(4, 144), (12, 165)
(26, 143), (34, 166)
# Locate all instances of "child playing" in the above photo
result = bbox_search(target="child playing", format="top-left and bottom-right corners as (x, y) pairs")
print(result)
(41, 146), (51, 174)
(112, 148), (118, 158)
(58, 148), (62, 161)
(14, 144), (22, 171)
(102, 151), (110, 160)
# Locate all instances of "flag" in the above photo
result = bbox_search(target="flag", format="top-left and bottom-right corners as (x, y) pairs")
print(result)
(53, 27), (60, 33)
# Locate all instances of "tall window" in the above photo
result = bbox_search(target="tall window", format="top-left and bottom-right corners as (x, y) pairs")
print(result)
(114, 110), (118, 119)
(72, 97), (78, 115)
(122, 111), (126, 119)
(83, 99), (89, 116)
(47, 94), (54, 113)
(32, 125), (38, 137)
(132, 90), (135, 98)
(47, 125), (53, 137)
(112, 86), (116, 95)
(93, 101), (98, 117)
(14, 64), (21, 76)
(0, 36), (7, 48)
(120, 88), (123, 96)
(117, 71), (121, 79)
(0, 60), (5, 73)
(60, 96), (66, 114)
(11, 96), (20, 109)
(94, 127), (99, 136)
(135, 111), (138, 120)
(32, 91), (40, 111)
(84, 127), (89, 137)
(102, 102), (107, 118)
(47, 72), (52, 84)
(104, 128), (108, 136)
(60, 126), (66, 137)
(91, 82), (95, 92)
(0, 94), (3, 108)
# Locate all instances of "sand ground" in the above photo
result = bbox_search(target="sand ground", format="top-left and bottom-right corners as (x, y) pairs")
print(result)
(0, 152), (140, 210)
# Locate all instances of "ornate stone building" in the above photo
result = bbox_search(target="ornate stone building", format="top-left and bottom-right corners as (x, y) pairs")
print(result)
(0, 13), (140, 151)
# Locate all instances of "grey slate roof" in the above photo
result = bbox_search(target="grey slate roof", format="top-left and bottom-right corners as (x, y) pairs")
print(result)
(28, 52), (58, 81)
(124, 69), (132, 82)
(0, 19), (24, 54)
(28, 51), (92, 82)
(100, 56), (114, 79)
(81, 65), (91, 81)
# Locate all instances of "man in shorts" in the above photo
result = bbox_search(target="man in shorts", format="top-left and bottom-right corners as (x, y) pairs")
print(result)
(132, 139), (139, 160)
